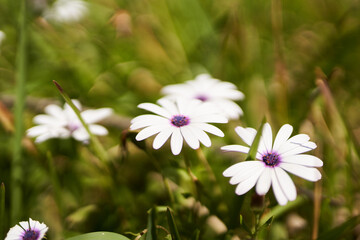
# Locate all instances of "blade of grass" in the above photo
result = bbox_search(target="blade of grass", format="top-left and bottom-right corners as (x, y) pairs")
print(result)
(246, 118), (266, 161)
(145, 208), (157, 240)
(53, 80), (109, 165)
(166, 207), (181, 240)
(11, 0), (27, 224)
(0, 183), (5, 238)
(317, 215), (360, 240)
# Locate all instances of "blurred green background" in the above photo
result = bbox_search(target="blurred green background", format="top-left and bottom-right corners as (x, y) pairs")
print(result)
(0, 0), (360, 239)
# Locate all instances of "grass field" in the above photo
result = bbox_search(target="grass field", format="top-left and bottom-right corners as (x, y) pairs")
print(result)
(0, 0), (360, 239)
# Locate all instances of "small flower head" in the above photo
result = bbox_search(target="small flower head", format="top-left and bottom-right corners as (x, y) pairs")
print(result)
(26, 100), (113, 143)
(222, 123), (323, 205)
(130, 98), (228, 155)
(43, 0), (88, 24)
(5, 218), (48, 240)
(0, 30), (5, 46)
(161, 73), (245, 120)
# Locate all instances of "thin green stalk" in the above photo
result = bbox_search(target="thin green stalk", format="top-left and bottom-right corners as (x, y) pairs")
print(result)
(46, 151), (63, 217)
(11, 0), (27, 224)
(0, 183), (5, 238)
(183, 153), (199, 199)
(53, 80), (109, 165)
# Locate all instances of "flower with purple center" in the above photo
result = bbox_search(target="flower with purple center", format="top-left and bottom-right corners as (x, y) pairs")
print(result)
(26, 99), (113, 143)
(221, 123), (323, 205)
(5, 218), (48, 240)
(161, 73), (245, 120)
(130, 98), (228, 155)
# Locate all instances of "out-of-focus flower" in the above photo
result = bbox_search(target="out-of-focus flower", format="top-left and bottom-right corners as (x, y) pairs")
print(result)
(5, 218), (48, 240)
(0, 30), (5, 46)
(27, 100), (112, 143)
(161, 74), (245, 120)
(43, 0), (88, 24)
(130, 98), (228, 155)
(222, 123), (323, 205)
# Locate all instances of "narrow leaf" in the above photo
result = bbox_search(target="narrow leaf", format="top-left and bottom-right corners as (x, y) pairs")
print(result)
(166, 207), (181, 240)
(66, 232), (131, 240)
(246, 118), (266, 161)
(145, 208), (157, 240)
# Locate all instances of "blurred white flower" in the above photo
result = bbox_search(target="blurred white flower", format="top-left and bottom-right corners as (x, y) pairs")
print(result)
(5, 218), (48, 240)
(27, 100), (112, 143)
(0, 30), (5, 46)
(222, 123), (323, 205)
(130, 98), (228, 155)
(161, 74), (245, 120)
(43, 0), (88, 24)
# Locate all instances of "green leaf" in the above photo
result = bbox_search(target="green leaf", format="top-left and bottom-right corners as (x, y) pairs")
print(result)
(166, 207), (181, 240)
(0, 183), (5, 239)
(145, 208), (157, 240)
(246, 118), (266, 161)
(66, 232), (131, 240)
(317, 215), (360, 240)
(239, 214), (252, 235)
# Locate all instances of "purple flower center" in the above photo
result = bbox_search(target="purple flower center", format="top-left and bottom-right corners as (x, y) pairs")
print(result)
(23, 230), (40, 240)
(171, 115), (190, 127)
(67, 122), (80, 132)
(262, 153), (280, 166)
(195, 95), (208, 101)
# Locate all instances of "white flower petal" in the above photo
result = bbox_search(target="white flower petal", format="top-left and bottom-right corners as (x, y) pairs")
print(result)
(180, 126), (200, 149)
(138, 103), (171, 118)
(130, 115), (169, 130)
(44, 104), (64, 118)
(81, 108), (113, 124)
(280, 141), (317, 157)
(262, 123), (273, 153)
(256, 167), (272, 195)
(157, 98), (179, 115)
(221, 145), (250, 153)
(153, 127), (174, 149)
(223, 161), (259, 177)
(271, 170), (288, 205)
(281, 154), (323, 167)
(229, 161), (264, 185)
(192, 114), (228, 124)
(88, 124), (108, 136)
(279, 162), (322, 182)
(72, 128), (90, 141)
(192, 123), (224, 137)
(235, 126), (256, 146)
(33, 115), (63, 125)
(187, 125), (211, 147)
(27, 125), (50, 137)
(170, 128), (183, 155)
(273, 124), (293, 151)
(275, 167), (297, 201)
(136, 125), (168, 141)
(235, 167), (264, 195)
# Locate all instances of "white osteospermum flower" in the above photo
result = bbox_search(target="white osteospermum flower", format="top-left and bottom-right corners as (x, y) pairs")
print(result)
(43, 0), (88, 24)
(5, 218), (48, 240)
(161, 73), (245, 120)
(27, 100), (113, 143)
(130, 98), (228, 155)
(222, 123), (323, 205)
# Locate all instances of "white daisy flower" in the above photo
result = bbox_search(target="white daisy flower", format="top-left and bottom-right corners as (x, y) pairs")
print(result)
(27, 100), (113, 143)
(161, 73), (245, 120)
(5, 218), (48, 240)
(222, 123), (323, 205)
(43, 0), (88, 24)
(130, 98), (228, 155)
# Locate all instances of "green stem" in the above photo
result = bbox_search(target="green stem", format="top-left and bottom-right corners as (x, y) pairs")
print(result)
(53, 80), (109, 166)
(0, 183), (5, 238)
(46, 152), (63, 217)
(183, 153), (199, 199)
(11, 0), (27, 224)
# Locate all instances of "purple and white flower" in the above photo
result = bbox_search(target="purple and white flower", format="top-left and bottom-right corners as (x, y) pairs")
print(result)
(130, 98), (228, 155)
(222, 123), (323, 205)
(161, 74), (245, 120)
(5, 218), (48, 240)
(27, 100), (112, 143)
